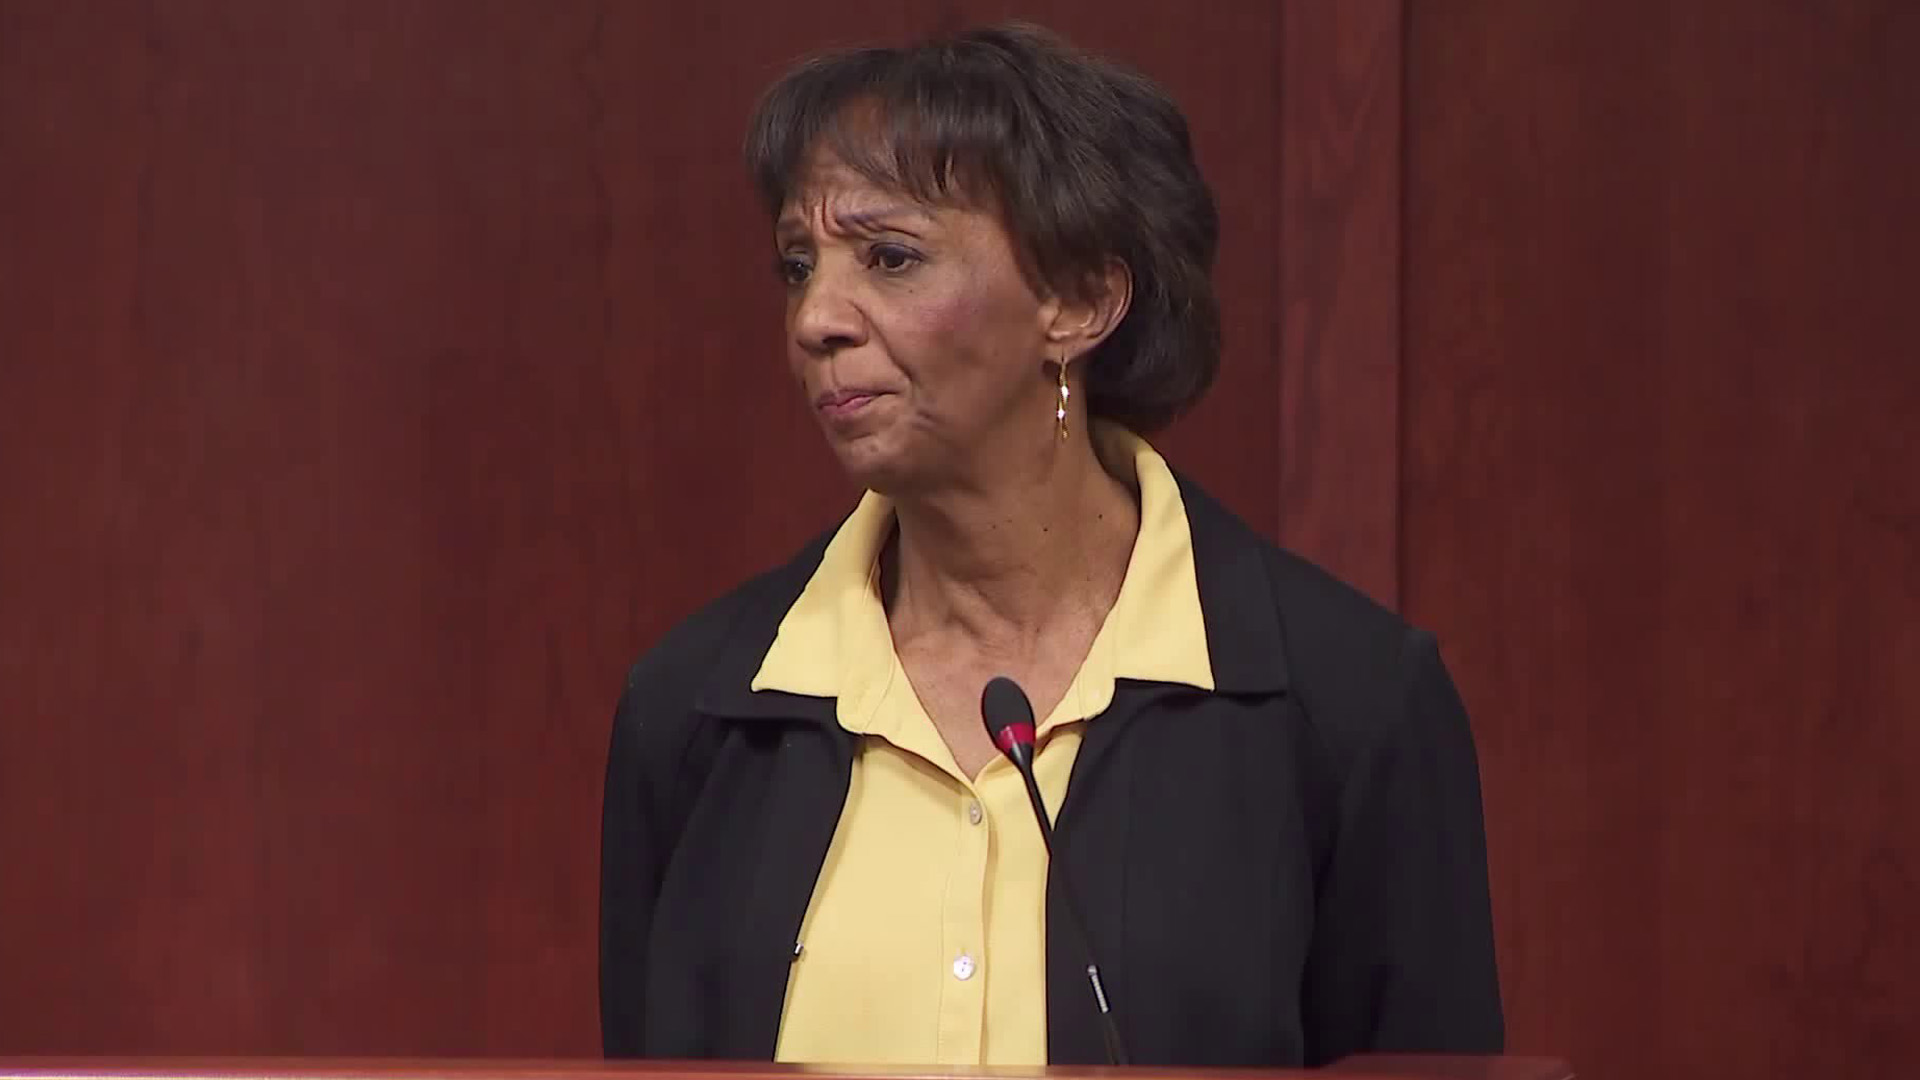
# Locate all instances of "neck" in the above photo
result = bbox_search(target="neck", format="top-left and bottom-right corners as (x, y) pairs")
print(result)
(883, 430), (1140, 650)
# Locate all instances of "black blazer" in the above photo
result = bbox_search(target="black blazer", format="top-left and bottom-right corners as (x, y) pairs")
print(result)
(600, 474), (1503, 1066)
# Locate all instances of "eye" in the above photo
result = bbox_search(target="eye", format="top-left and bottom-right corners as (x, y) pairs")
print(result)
(776, 255), (812, 287)
(867, 243), (921, 274)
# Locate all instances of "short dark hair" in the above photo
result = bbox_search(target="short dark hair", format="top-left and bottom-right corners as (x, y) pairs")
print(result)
(744, 23), (1221, 434)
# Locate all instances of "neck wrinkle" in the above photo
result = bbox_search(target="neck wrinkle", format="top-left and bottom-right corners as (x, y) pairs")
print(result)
(883, 429), (1140, 651)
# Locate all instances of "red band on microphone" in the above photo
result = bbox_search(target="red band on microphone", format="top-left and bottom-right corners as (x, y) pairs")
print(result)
(992, 722), (1037, 754)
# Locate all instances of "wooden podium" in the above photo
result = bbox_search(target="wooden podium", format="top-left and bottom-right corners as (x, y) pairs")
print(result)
(0, 1058), (1573, 1080)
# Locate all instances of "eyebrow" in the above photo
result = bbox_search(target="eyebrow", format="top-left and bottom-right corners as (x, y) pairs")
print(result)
(776, 203), (932, 242)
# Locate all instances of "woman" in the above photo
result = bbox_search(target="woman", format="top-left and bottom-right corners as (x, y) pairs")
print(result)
(601, 23), (1502, 1068)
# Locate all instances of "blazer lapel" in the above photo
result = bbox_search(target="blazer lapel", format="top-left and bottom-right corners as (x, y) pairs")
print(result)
(729, 721), (852, 1059)
(1047, 475), (1294, 1064)
(680, 529), (853, 1059)
(1174, 472), (1291, 695)
(1048, 679), (1160, 1064)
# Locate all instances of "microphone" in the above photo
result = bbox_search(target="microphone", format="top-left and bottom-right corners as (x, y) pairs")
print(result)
(981, 676), (1129, 1066)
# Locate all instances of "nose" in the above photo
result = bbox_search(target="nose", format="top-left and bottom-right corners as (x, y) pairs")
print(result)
(790, 265), (867, 357)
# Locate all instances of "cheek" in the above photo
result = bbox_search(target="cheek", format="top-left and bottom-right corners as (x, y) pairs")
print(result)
(782, 298), (812, 379)
(881, 273), (968, 338)
(888, 275), (1033, 384)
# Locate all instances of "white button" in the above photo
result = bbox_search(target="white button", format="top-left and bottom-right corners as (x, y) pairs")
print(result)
(967, 801), (984, 825)
(952, 954), (976, 981)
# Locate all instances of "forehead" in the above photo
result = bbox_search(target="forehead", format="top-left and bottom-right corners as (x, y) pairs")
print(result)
(778, 151), (902, 221)
(778, 141), (950, 230)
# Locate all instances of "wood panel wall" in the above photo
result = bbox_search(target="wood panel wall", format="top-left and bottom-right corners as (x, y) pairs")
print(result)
(1402, 2), (1920, 1077)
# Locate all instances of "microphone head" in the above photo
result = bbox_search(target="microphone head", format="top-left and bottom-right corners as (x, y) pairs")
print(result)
(981, 676), (1038, 759)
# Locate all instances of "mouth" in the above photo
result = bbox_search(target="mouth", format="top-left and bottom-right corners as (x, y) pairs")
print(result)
(814, 388), (890, 420)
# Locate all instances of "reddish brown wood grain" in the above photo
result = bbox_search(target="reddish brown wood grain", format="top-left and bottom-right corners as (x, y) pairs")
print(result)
(1274, 0), (1404, 608)
(1403, 2), (1920, 1078)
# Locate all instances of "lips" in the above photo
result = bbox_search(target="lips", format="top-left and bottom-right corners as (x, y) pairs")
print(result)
(814, 388), (885, 409)
(813, 387), (895, 425)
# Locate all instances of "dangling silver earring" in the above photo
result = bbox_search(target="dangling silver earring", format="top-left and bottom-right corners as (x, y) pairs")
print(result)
(1055, 357), (1072, 442)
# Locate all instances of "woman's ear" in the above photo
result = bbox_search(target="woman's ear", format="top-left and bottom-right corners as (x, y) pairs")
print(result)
(1044, 258), (1133, 354)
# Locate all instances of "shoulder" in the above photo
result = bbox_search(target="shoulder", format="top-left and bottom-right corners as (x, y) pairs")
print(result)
(1261, 544), (1418, 704)
(1177, 475), (1447, 760)
(1262, 542), (1456, 752)
(611, 527), (835, 744)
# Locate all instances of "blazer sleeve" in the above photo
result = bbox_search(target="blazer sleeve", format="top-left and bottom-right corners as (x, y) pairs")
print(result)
(599, 656), (713, 1058)
(600, 667), (661, 1057)
(1301, 628), (1505, 1064)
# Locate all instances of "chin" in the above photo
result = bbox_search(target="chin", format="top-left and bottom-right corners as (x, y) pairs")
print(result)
(824, 428), (921, 495)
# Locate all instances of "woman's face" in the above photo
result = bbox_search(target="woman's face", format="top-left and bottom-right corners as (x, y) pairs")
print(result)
(775, 149), (1062, 495)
